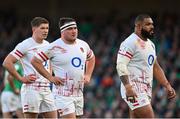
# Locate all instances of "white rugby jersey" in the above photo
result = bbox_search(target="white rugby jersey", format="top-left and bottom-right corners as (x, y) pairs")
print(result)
(35, 38), (94, 96)
(117, 33), (156, 98)
(10, 37), (50, 83)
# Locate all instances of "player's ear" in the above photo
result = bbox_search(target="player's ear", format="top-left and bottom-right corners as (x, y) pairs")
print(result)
(32, 27), (36, 32)
(135, 22), (141, 30)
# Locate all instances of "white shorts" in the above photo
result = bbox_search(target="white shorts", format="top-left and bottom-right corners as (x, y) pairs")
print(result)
(123, 93), (151, 110)
(21, 84), (56, 113)
(1, 91), (22, 113)
(55, 95), (84, 116)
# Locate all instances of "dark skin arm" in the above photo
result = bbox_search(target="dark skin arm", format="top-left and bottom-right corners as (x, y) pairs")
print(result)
(84, 56), (95, 84)
(120, 75), (137, 103)
(153, 60), (176, 100)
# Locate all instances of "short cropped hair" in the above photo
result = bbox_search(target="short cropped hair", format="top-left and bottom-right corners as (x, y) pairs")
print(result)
(31, 17), (49, 27)
(135, 14), (151, 25)
(59, 17), (76, 28)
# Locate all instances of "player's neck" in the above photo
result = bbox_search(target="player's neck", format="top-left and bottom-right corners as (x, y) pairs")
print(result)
(134, 32), (147, 41)
(32, 35), (43, 43)
(61, 38), (76, 45)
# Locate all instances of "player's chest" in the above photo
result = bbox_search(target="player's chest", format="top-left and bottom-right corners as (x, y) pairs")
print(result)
(135, 42), (156, 63)
(136, 43), (155, 55)
(52, 45), (87, 64)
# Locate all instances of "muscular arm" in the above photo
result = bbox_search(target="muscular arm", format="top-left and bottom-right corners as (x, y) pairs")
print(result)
(153, 60), (176, 99)
(120, 75), (137, 102)
(31, 56), (53, 81)
(3, 54), (22, 81)
(153, 60), (171, 88)
(120, 75), (130, 86)
(116, 56), (137, 102)
(31, 56), (63, 85)
(85, 56), (95, 77)
(3, 54), (35, 83)
(84, 56), (95, 84)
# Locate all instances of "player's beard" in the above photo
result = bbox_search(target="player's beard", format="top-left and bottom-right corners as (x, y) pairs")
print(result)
(141, 28), (154, 39)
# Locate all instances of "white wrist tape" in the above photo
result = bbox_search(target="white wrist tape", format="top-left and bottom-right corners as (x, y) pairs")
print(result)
(116, 56), (130, 76)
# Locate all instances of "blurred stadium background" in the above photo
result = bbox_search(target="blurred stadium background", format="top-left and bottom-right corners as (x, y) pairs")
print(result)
(0, 0), (179, 118)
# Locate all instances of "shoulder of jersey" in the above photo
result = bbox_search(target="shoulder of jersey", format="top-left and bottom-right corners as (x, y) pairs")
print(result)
(148, 39), (155, 45)
(148, 39), (155, 49)
(50, 38), (61, 45)
(18, 37), (33, 46)
(76, 38), (88, 45)
(47, 38), (62, 48)
(122, 33), (138, 45)
(44, 40), (50, 44)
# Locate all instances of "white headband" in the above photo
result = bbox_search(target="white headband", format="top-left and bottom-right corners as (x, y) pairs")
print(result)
(60, 21), (77, 32)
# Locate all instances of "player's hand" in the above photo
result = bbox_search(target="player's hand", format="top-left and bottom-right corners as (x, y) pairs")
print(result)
(167, 88), (176, 100)
(50, 76), (64, 85)
(164, 83), (176, 100)
(166, 87), (176, 100)
(83, 75), (91, 84)
(21, 74), (36, 83)
(125, 84), (137, 103)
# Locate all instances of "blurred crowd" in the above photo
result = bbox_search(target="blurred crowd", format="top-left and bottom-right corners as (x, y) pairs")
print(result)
(0, 11), (179, 118)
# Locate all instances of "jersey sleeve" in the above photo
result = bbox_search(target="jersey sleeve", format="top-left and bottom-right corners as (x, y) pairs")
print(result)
(116, 39), (136, 76)
(10, 42), (28, 60)
(84, 42), (94, 61)
(117, 40), (136, 61)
